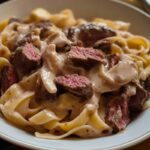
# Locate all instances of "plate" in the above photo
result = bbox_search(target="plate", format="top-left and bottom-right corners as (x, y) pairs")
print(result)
(0, 0), (150, 150)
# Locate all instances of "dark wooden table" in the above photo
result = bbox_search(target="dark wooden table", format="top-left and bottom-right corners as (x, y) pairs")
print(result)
(0, 0), (149, 149)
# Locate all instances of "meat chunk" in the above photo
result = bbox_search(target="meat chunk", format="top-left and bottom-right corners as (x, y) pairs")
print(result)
(107, 54), (120, 69)
(16, 32), (41, 49)
(106, 96), (130, 132)
(105, 82), (147, 132)
(17, 34), (33, 47)
(94, 39), (112, 53)
(79, 24), (116, 47)
(129, 84), (148, 112)
(68, 46), (106, 68)
(65, 27), (80, 42)
(10, 43), (41, 76)
(32, 20), (52, 39)
(55, 74), (93, 99)
(65, 23), (116, 47)
(142, 77), (150, 97)
(1, 65), (18, 93)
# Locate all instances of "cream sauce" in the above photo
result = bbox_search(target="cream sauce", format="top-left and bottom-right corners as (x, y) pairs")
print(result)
(43, 44), (66, 74)
(89, 54), (138, 93)
(40, 64), (57, 94)
(46, 26), (71, 48)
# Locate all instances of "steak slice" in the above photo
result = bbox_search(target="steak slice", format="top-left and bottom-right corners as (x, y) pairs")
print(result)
(142, 77), (150, 97)
(11, 43), (41, 76)
(68, 46), (106, 68)
(107, 54), (120, 69)
(16, 34), (33, 47)
(129, 83), (148, 113)
(55, 74), (93, 99)
(1, 65), (18, 93)
(94, 39), (112, 53)
(65, 23), (116, 47)
(65, 27), (80, 42)
(32, 20), (52, 39)
(106, 96), (130, 132)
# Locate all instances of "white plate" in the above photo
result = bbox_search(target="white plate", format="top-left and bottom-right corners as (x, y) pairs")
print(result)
(0, 0), (150, 150)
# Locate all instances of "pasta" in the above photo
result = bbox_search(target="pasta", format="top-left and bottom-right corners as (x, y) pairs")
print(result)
(0, 8), (149, 140)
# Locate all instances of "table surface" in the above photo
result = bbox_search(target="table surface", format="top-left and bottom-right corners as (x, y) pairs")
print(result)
(0, 0), (150, 149)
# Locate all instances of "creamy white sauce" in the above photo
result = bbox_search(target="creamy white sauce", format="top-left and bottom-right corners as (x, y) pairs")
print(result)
(89, 54), (138, 93)
(46, 26), (71, 48)
(17, 24), (30, 34)
(85, 94), (99, 112)
(43, 44), (66, 74)
(40, 64), (57, 94)
(124, 84), (136, 97)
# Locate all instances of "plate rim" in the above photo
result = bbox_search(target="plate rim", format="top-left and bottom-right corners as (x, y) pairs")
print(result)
(0, 0), (150, 150)
(0, 122), (150, 150)
(112, 0), (150, 18)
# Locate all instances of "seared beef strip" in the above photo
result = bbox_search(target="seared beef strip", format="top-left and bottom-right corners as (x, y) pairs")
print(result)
(10, 43), (41, 77)
(94, 39), (112, 53)
(68, 46), (105, 68)
(105, 82), (148, 132)
(79, 24), (116, 47)
(55, 74), (93, 99)
(129, 83), (148, 113)
(107, 54), (120, 69)
(17, 33), (34, 47)
(65, 23), (116, 47)
(16, 20), (52, 48)
(1, 65), (18, 93)
(142, 77), (150, 97)
(32, 20), (52, 39)
(65, 27), (80, 42)
(105, 96), (130, 132)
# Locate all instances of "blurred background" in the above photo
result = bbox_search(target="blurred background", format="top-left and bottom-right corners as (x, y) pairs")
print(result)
(0, 0), (149, 13)
(124, 0), (150, 13)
